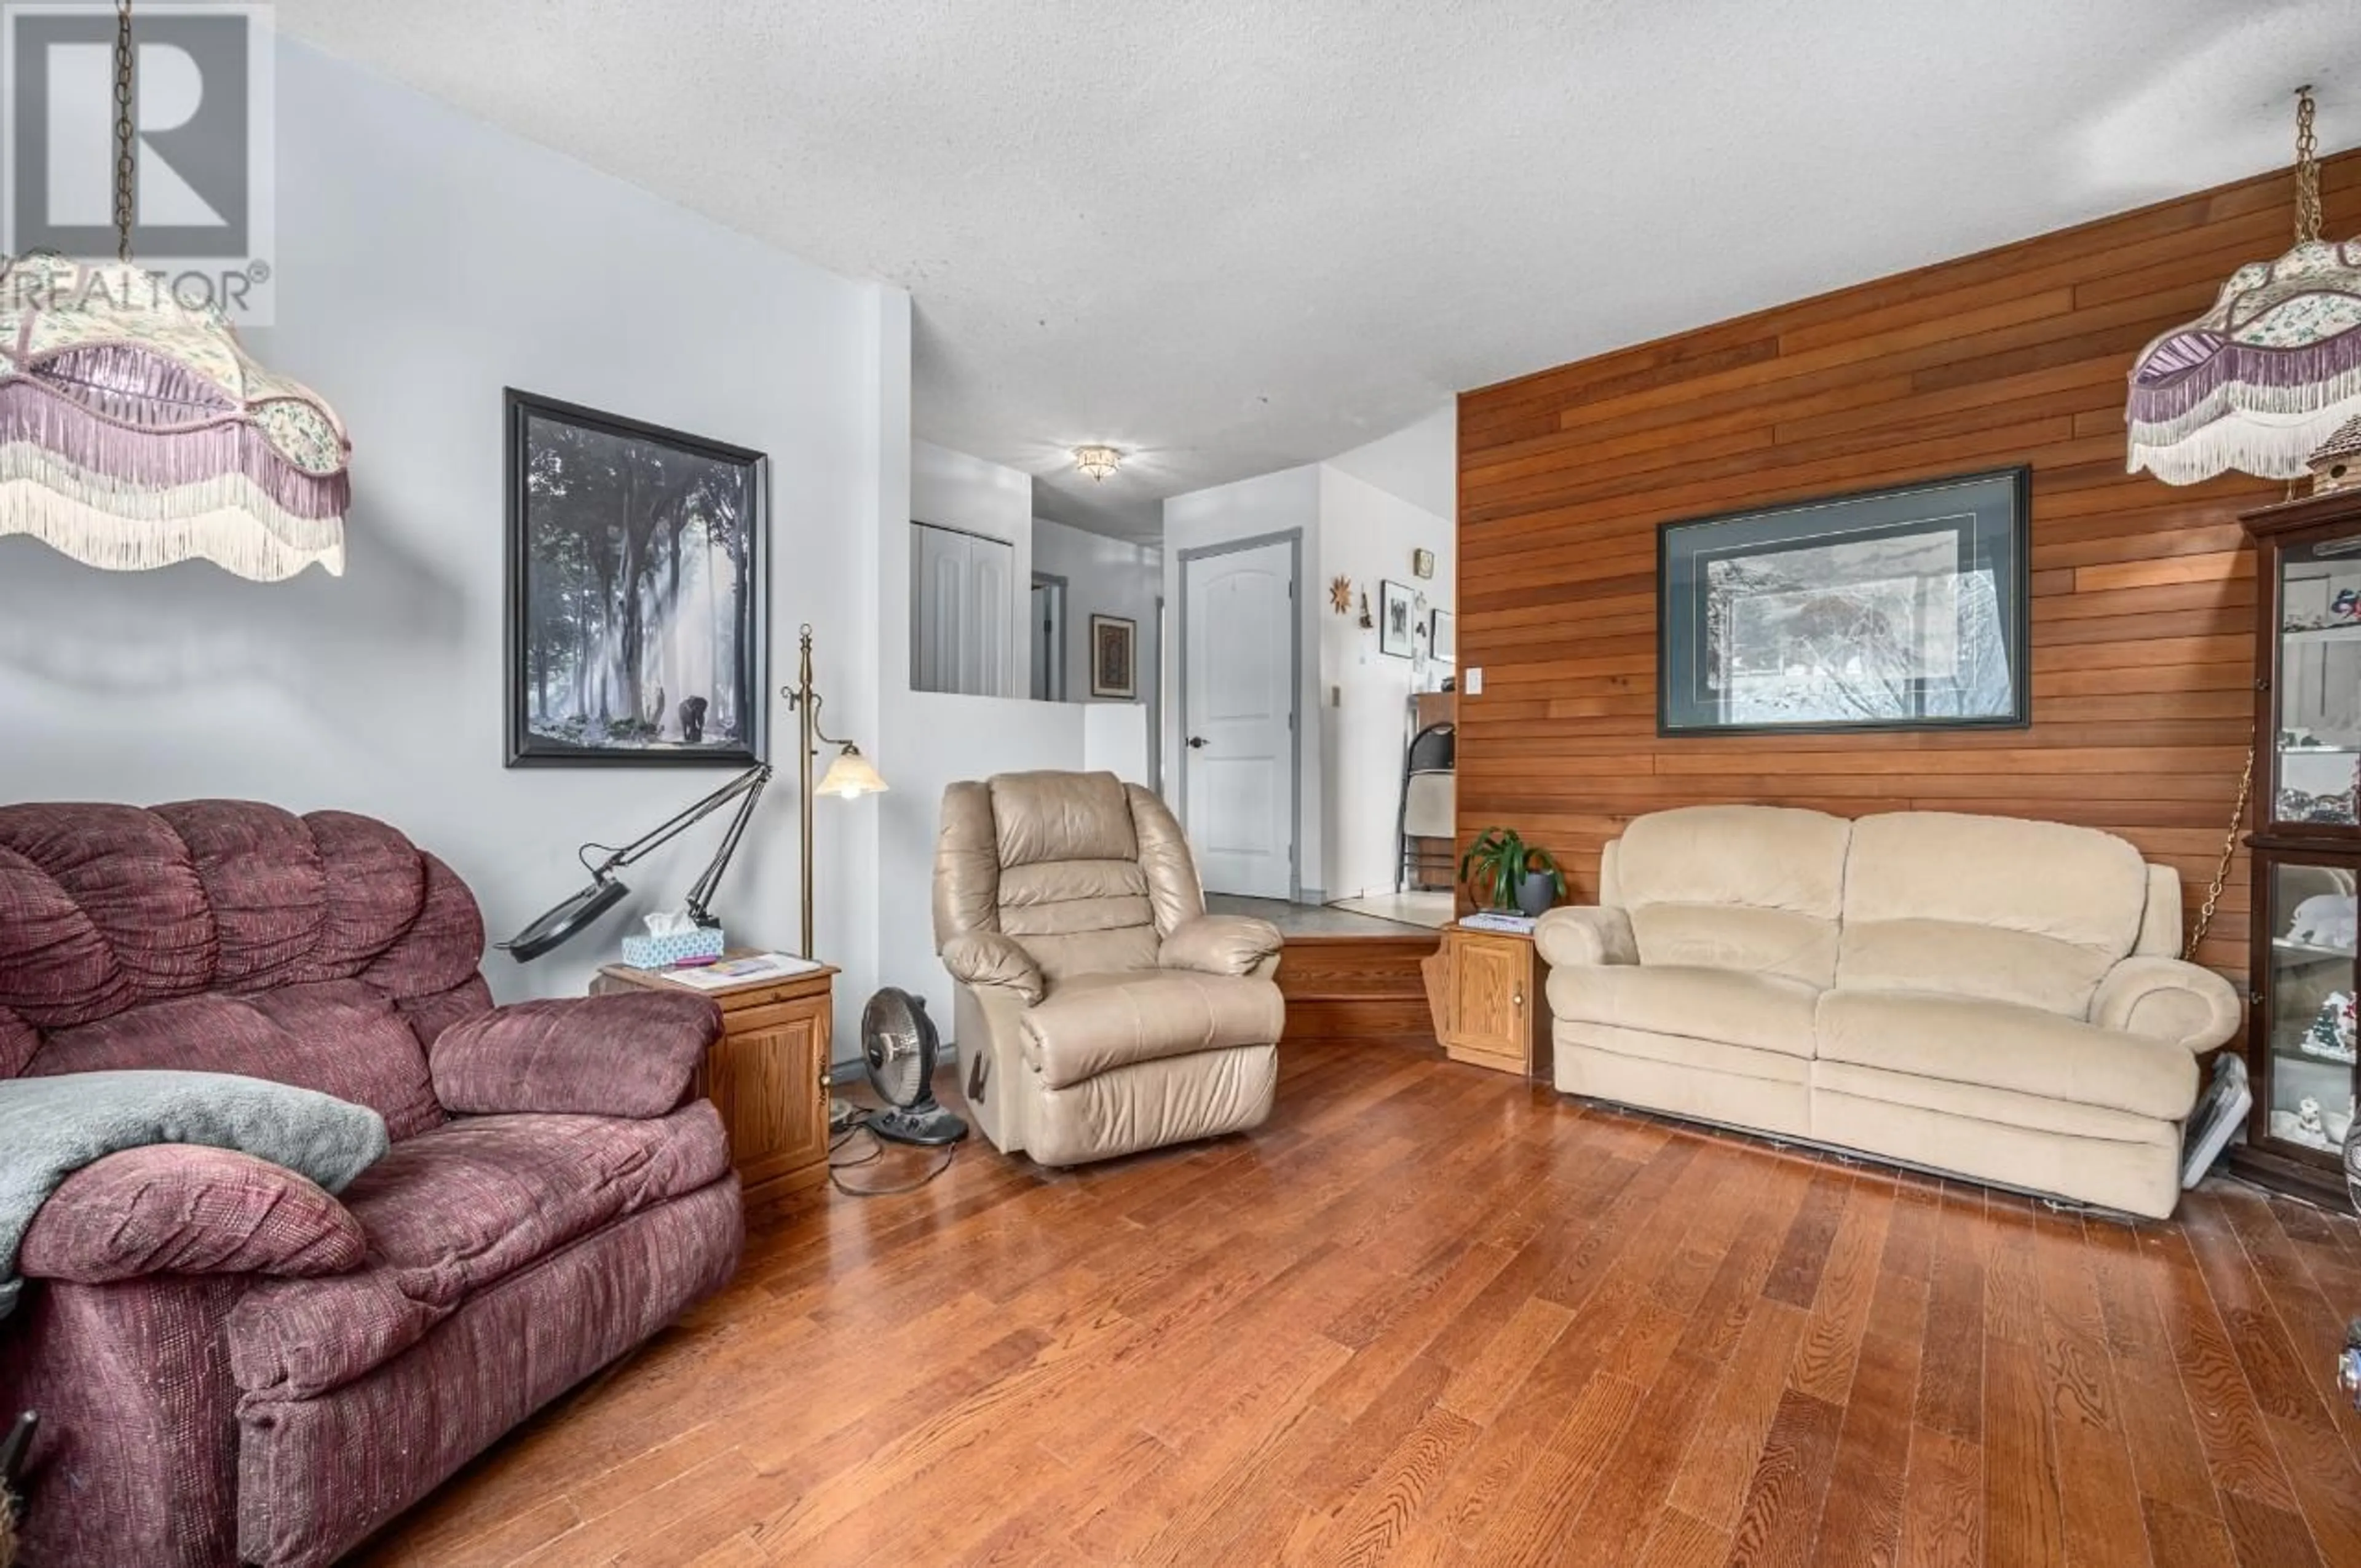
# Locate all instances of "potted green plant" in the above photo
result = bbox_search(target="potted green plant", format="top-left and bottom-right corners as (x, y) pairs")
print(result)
(1459, 826), (1566, 916)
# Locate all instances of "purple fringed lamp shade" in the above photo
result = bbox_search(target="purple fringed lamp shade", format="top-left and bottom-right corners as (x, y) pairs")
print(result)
(2127, 87), (2360, 488)
(0, 253), (350, 580)
(2127, 239), (2361, 485)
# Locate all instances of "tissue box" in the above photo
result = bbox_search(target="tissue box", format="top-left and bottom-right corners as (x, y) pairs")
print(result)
(622, 925), (726, 970)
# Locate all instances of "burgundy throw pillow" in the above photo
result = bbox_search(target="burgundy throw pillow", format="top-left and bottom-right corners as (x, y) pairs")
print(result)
(17, 1144), (365, 1283)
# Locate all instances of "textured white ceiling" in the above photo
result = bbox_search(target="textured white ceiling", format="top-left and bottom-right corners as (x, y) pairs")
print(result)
(276, 1), (2361, 539)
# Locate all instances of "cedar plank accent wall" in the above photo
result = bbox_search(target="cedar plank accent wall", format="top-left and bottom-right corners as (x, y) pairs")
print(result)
(1457, 148), (2361, 987)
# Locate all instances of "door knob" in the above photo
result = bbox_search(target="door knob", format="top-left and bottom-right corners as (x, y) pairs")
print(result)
(1187, 735), (1209, 749)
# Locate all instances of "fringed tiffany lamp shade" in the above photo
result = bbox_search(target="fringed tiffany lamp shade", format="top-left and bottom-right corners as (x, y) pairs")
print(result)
(0, 255), (350, 579)
(0, 0), (349, 581)
(2128, 88), (2361, 485)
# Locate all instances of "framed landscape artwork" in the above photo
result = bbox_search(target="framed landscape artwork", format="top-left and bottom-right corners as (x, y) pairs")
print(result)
(504, 389), (768, 767)
(1657, 467), (2030, 737)
(1090, 614), (1136, 699)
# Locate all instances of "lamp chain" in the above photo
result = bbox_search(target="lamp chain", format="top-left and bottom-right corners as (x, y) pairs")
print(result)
(2295, 85), (2322, 246)
(112, 0), (135, 263)
(2185, 743), (2253, 962)
(2186, 87), (2325, 957)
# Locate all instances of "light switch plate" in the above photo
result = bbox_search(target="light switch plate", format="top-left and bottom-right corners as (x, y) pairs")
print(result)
(1466, 666), (1484, 695)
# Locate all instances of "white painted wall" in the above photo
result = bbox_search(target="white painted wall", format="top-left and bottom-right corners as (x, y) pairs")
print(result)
(0, 39), (893, 1046)
(881, 437), (1086, 1032)
(1316, 464), (1454, 901)
(1162, 465), (1325, 900)
(1032, 513), (1161, 790)
(1159, 410), (1457, 907)
(1082, 703), (1152, 786)
(1030, 517), (1160, 705)
(1324, 404), (1458, 525)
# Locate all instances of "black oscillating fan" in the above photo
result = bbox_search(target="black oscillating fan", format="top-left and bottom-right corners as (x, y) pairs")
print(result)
(861, 989), (968, 1147)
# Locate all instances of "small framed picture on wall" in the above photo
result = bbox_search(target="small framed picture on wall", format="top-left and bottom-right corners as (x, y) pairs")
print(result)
(1090, 614), (1137, 699)
(1430, 608), (1456, 663)
(1379, 580), (1418, 657)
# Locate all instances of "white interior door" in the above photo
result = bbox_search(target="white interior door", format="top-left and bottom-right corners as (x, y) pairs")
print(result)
(1183, 539), (1295, 898)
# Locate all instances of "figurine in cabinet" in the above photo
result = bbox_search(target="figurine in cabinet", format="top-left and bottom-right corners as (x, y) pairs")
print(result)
(2292, 893), (2359, 951)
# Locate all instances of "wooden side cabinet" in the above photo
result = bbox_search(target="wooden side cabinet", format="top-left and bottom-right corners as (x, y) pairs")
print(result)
(1425, 924), (1551, 1079)
(593, 956), (837, 1201)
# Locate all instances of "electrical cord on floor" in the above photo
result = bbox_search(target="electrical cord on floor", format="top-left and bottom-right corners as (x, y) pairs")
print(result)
(826, 1120), (959, 1197)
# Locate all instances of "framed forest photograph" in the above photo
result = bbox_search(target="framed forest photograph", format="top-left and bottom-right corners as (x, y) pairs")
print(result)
(505, 390), (768, 767)
(1657, 466), (2029, 737)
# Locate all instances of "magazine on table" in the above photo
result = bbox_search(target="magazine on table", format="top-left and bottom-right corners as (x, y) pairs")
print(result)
(658, 951), (824, 989)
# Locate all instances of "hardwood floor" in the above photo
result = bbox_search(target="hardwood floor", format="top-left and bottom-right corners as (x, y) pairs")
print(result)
(356, 1041), (2361, 1567)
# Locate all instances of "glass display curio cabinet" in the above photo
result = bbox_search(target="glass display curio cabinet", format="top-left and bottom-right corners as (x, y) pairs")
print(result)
(2242, 486), (2361, 1200)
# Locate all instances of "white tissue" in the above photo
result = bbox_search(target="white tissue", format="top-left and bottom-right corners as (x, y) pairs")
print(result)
(643, 910), (698, 936)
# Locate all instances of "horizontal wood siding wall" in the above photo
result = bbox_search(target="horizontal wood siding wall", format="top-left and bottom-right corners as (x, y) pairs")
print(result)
(1457, 149), (2361, 984)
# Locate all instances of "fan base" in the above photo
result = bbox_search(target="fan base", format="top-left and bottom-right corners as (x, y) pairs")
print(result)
(868, 1103), (969, 1147)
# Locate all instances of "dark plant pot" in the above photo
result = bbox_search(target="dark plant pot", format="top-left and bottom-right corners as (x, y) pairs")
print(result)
(1515, 876), (1556, 917)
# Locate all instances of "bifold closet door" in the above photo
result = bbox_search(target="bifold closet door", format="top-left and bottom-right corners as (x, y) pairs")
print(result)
(911, 522), (1015, 698)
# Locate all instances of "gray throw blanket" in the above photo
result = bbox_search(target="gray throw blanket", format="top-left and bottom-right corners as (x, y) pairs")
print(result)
(0, 1071), (389, 1318)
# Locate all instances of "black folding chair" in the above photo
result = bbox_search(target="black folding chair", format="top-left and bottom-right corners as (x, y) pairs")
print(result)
(1396, 721), (1457, 892)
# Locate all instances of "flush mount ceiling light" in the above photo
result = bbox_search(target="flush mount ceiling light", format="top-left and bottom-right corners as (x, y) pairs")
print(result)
(1073, 445), (1122, 482)
(0, 0), (351, 580)
(2127, 87), (2361, 486)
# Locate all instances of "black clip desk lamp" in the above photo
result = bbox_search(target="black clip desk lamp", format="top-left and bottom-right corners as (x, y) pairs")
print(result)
(499, 764), (770, 962)
(500, 624), (882, 964)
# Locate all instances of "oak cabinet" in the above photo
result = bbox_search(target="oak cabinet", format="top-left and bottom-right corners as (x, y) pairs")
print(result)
(1425, 924), (1551, 1079)
(593, 957), (837, 1202)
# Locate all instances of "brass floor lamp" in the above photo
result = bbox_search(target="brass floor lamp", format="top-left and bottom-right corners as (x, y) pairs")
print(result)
(783, 624), (887, 958)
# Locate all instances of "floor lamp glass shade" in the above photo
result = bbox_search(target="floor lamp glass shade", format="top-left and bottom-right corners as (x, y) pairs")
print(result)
(817, 745), (888, 800)
(0, 254), (352, 579)
(2127, 238), (2361, 485)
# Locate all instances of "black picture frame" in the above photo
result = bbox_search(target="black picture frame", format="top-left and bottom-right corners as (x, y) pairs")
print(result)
(1379, 579), (1417, 658)
(1656, 466), (2030, 737)
(504, 389), (768, 767)
(1430, 608), (1457, 664)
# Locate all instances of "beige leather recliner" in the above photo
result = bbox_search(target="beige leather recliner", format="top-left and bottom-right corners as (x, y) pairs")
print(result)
(934, 770), (1286, 1166)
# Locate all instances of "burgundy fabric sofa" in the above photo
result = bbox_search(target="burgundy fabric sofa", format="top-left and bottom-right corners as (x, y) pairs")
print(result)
(0, 801), (745, 1567)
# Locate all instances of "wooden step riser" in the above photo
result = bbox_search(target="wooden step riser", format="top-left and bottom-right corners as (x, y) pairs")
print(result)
(1276, 933), (1441, 1043)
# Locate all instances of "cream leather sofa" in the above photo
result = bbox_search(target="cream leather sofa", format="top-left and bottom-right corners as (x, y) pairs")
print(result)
(1536, 806), (2240, 1218)
(935, 770), (1285, 1166)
